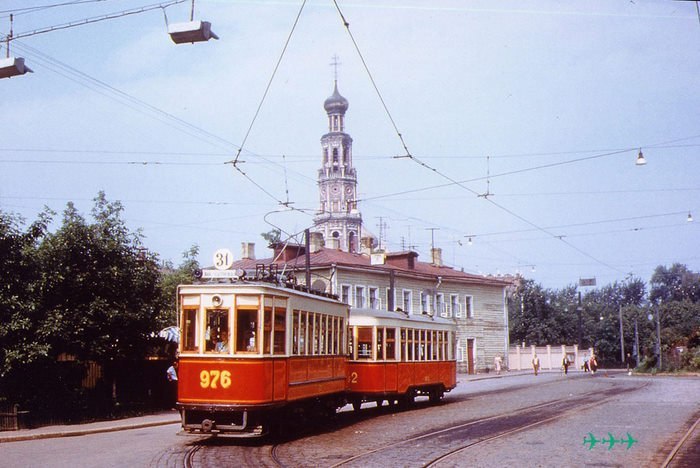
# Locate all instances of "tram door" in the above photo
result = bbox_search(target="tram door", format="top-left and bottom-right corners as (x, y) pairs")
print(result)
(467, 339), (475, 375)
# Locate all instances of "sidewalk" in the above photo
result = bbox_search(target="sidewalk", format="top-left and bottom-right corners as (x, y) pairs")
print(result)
(1, 369), (615, 443)
(0, 410), (180, 443)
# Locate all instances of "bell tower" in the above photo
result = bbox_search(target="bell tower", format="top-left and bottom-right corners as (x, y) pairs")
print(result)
(313, 77), (362, 252)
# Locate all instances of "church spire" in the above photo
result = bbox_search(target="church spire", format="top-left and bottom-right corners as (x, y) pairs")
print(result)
(313, 70), (362, 253)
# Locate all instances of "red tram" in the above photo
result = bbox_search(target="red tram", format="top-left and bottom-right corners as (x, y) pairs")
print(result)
(347, 308), (457, 410)
(176, 276), (456, 437)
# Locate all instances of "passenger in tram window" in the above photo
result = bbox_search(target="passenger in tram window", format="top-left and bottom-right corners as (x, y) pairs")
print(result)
(245, 324), (256, 352)
(215, 330), (229, 353)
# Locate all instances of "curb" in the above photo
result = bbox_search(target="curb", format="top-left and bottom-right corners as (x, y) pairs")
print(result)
(0, 418), (180, 444)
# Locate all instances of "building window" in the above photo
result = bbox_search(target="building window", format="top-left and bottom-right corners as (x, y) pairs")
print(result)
(341, 285), (351, 305)
(437, 293), (445, 317)
(465, 295), (474, 318)
(449, 294), (459, 318)
(420, 291), (428, 314)
(402, 290), (412, 314)
(368, 287), (379, 309)
(355, 285), (366, 308)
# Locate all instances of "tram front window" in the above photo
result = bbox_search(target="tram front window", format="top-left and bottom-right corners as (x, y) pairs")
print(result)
(237, 308), (258, 352)
(182, 308), (198, 352)
(205, 309), (229, 353)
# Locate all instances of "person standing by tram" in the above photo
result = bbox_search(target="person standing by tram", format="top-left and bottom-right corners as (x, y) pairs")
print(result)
(166, 361), (178, 409)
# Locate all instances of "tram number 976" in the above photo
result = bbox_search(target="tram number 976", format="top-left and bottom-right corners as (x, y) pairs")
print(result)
(200, 370), (232, 389)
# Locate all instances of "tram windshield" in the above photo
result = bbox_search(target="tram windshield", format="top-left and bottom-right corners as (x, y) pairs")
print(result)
(205, 309), (229, 353)
(236, 308), (258, 352)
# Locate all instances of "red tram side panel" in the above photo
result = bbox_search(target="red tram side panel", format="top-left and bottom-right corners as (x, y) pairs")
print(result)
(176, 282), (348, 437)
(347, 308), (457, 408)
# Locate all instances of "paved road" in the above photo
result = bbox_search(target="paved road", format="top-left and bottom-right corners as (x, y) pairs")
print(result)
(2, 372), (698, 467)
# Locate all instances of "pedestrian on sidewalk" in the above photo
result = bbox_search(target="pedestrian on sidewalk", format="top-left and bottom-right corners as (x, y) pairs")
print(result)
(532, 354), (540, 376)
(494, 355), (503, 375)
(562, 355), (570, 375)
(589, 354), (598, 374)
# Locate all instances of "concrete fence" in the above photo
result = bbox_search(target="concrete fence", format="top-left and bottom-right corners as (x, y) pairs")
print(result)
(508, 344), (595, 371)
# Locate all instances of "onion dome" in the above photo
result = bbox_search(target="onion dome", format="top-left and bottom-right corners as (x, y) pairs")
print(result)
(323, 81), (349, 115)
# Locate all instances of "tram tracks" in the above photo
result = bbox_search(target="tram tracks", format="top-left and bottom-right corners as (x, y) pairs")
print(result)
(661, 412), (700, 468)
(329, 380), (650, 468)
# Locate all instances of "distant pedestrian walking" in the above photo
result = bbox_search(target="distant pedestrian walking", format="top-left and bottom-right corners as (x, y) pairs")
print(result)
(532, 354), (540, 376)
(583, 356), (590, 372)
(562, 356), (570, 375)
(494, 356), (503, 375)
(589, 355), (598, 374)
(626, 353), (635, 375)
(166, 361), (178, 408)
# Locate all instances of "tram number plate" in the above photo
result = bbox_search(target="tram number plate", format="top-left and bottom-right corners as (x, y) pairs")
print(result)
(200, 370), (232, 389)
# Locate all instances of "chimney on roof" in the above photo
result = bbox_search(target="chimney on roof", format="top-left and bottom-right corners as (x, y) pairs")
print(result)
(431, 247), (442, 267)
(360, 236), (374, 255)
(309, 231), (324, 253)
(241, 242), (255, 260)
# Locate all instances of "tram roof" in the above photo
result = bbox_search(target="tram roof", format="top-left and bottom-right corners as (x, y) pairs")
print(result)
(349, 307), (456, 329)
(178, 281), (343, 304)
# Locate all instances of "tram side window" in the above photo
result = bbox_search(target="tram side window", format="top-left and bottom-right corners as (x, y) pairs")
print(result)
(182, 308), (198, 352)
(302, 311), (309, 355)
(431, 330), (439, 360)
(325, 315), (332, 354)
(376, 327), (384, 360)
(263, 307), (272, 354)
(236, 308), (258, 352)
(273, 306), (286, 355)
(205, 309), (229, 353)
(292, 310), (300, 354)
(419, 330), (426, 361)
(386, 328), (396, 360)
(357, 326), (373, 359)
(318, 314), (325, 354)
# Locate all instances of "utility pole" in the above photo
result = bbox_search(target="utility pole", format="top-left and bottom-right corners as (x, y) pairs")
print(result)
(577, 291), (583, 348)
(618, 304), (625, 364)
(634, 317), (640, 367)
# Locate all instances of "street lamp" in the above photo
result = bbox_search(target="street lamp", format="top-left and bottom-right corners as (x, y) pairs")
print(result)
(636, 148), (647, 166)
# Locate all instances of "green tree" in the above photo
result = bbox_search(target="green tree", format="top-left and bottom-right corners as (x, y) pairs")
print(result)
(35, 193), (164, 363)
(650, 263), (700, 304)
(0, 209), (52, 377)
(158, 245), (200, 325)
(261, 228), (282, 245)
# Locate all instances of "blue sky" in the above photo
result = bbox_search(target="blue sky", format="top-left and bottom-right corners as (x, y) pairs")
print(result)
(1, 0), (698, 289)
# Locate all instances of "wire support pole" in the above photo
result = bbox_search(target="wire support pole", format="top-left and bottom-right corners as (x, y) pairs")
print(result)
(232, 0), (307, 166)
(332, 0), (412, 159)
(5, 0), (186, 41)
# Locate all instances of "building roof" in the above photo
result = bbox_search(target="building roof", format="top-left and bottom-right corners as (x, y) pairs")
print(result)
(230, 245), (512, 288)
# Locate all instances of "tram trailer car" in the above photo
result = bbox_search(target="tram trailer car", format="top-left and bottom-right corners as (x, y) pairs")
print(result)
(347, 308), (457, 410)
(176, 282), (349, 437)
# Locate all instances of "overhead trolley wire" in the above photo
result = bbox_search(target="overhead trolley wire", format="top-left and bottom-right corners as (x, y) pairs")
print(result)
(330, 1), (627, 275)
(0, 0), (113, 17)
(2, 0), (186, 40)
(332, 0), (412, 159)
(231, 0), (307, 166)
